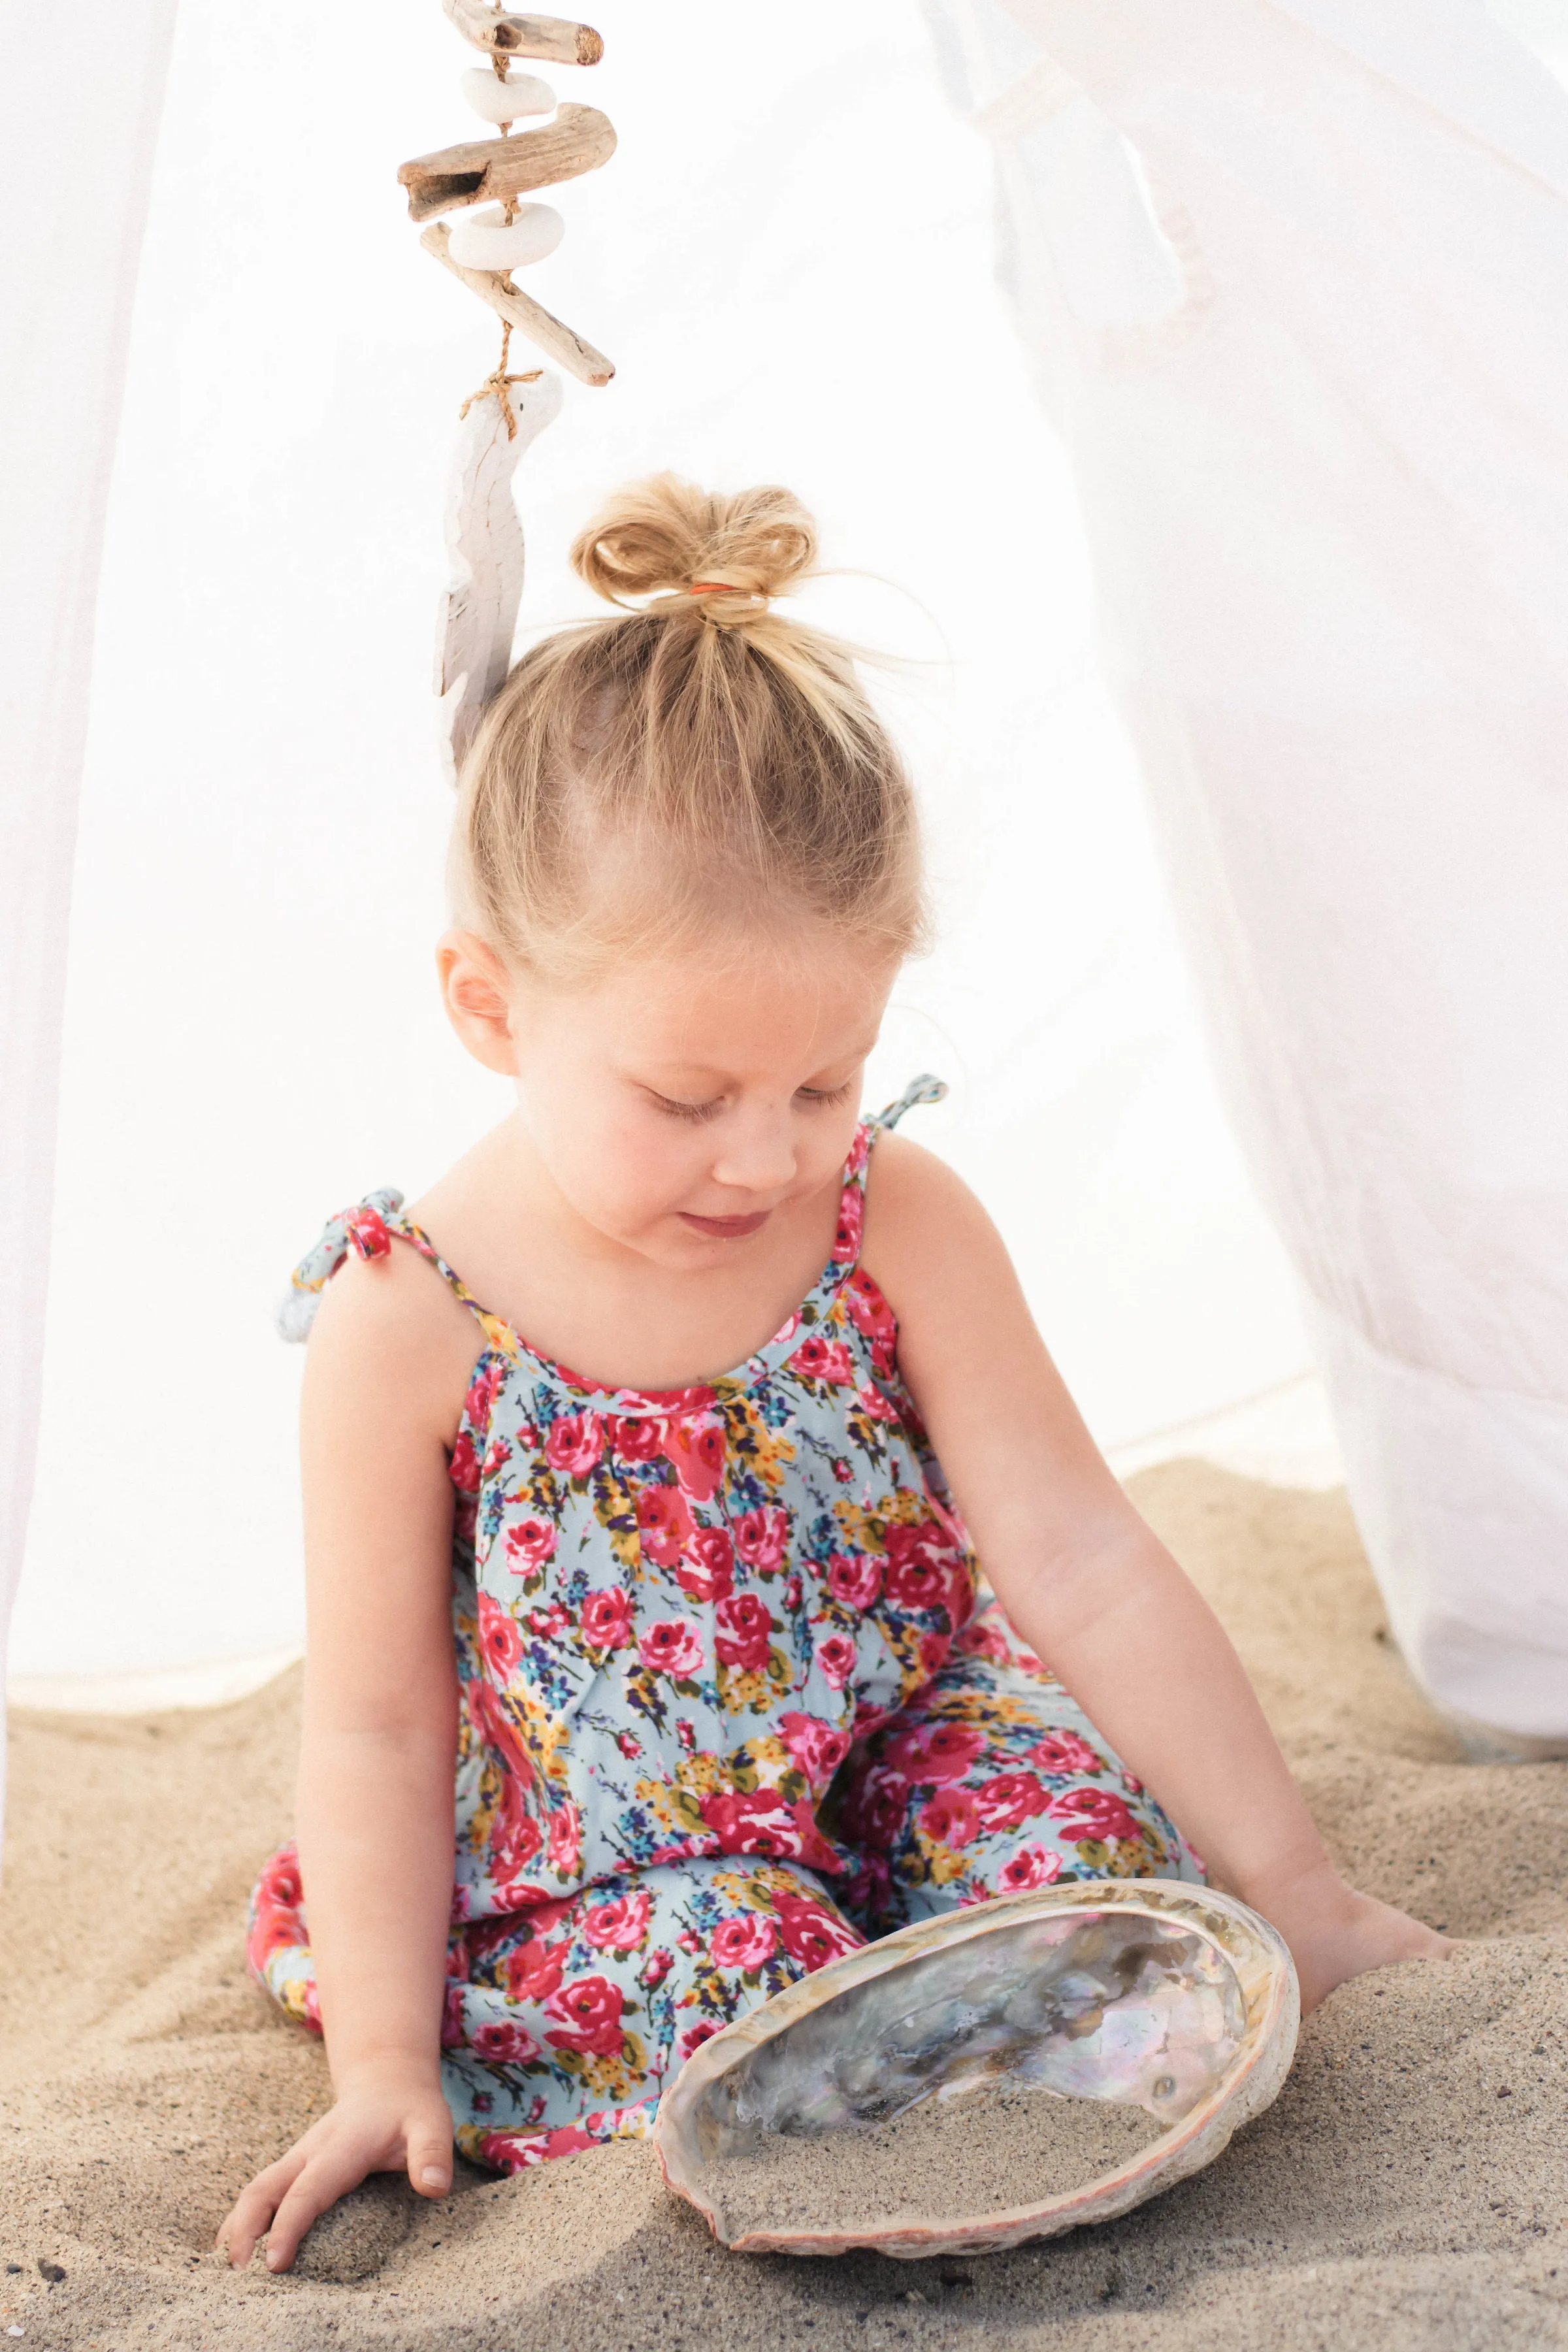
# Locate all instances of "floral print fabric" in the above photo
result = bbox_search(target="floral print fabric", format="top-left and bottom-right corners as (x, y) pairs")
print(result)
(252, 1079), (1201, 2170)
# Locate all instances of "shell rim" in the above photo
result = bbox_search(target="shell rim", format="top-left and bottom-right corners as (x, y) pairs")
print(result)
(651, 1878), (1299, 2257)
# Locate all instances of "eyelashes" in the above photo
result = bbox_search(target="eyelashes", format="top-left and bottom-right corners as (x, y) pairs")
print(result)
(650, 1080), (855, 1124)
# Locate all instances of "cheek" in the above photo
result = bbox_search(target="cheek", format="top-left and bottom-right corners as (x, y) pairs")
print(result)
(531, 1083), (699, 1226)
(800, 1102), (864, 1194)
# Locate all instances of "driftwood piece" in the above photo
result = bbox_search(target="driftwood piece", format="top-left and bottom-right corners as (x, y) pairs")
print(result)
(437, 370), (563, 783)
(421, 221), (614, 386)
(442, 1), (602, 65)
(399, 103), (616, 221)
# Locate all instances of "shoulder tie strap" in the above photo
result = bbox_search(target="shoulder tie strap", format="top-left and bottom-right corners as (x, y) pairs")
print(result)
(873, 1072), (948, 1132)
(276, 1189), (405, 1342)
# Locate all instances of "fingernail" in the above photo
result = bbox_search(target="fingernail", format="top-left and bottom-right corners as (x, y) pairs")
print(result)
(420, 2166), (446, 2187)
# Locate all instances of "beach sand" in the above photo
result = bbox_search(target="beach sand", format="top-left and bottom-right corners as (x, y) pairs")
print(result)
(3, 1463), (1566, 2351)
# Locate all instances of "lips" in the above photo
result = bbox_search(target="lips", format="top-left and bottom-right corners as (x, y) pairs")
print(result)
(678, 1210), (772, 1239)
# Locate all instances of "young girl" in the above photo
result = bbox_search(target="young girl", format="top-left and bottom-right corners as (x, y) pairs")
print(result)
(220, 476), (1446, 2272)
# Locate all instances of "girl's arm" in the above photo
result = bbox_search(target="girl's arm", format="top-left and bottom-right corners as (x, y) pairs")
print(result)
(219, 1247), (480, 2272)
(863, 1134), (1449, 2012)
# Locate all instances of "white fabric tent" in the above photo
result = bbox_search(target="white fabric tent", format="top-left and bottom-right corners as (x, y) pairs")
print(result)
(932, 0), (1568, 1746)
(3, 0), (1563, 1752)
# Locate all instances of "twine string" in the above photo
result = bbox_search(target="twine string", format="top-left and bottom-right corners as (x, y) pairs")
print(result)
(458, 317), (542, 438)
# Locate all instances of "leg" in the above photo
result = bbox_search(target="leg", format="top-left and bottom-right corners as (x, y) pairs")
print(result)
(837, 1595), (1204, 1937)
(247, 1844), (864, 2171)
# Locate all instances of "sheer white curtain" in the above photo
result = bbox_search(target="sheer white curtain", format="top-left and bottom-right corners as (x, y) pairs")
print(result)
(7, 0), (1314, 1701)
(930, 0), (1568, 1746)
(0, 0), (178, 1784)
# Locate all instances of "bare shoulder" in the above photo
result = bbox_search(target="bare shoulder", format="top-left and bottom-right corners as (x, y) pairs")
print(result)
(304, 1235), (484, 1445)
(860, 1130), (1014, 1314)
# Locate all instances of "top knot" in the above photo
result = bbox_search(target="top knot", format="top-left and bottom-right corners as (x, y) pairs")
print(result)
(570, 474), (817, 617)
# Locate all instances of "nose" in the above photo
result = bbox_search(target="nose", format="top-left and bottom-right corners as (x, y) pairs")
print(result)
(709, 1107), (797, 1197)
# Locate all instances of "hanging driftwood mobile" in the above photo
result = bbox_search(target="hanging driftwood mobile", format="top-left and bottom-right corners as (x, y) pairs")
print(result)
(401, 6), (615, 777)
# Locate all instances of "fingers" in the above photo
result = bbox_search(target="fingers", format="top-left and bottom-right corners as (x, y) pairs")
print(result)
(216, 2151), (306, 2270)
(407, 2114), (454, 2198)
(264, 2144), (376, 2274)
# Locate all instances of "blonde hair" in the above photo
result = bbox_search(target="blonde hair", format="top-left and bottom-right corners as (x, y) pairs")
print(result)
(453, 473), (926, 980)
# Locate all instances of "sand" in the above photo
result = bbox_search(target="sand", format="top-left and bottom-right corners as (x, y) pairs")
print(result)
(708, 2083), (1166, 2240)
(3, 1462), (1567, 2351)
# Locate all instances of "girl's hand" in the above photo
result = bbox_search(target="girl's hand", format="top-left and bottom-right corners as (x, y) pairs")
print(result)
(217, 2061), (453, 2273)
(1249, 1859), (1453, 2014)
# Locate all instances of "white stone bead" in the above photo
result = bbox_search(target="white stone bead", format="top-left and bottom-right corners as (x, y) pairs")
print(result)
(461, 67), (555, 124)
(446, 203), (565, 273)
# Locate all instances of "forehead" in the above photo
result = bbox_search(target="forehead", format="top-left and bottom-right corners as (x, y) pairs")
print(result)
(581, 934), (896, 1075)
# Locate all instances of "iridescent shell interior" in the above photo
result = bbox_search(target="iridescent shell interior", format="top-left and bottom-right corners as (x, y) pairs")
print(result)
(654, 1882), (1298, 2259)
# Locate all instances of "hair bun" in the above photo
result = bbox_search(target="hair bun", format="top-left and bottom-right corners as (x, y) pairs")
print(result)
(570, 473), (817, 610)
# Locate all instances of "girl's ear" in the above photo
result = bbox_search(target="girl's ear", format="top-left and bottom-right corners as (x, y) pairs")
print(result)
(437, 930), (522, 1074)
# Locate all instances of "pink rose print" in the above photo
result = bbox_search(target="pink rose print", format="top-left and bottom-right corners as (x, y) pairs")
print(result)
(505, 1935), (566, 2003)
(678, 2019), (723, 2063)
(482, 1436), (512, 1480)
(642, 1947), (675, 1989)
(662, 1413), (727, 1501)
(779, 1710), (851, 1782)
(582, 1888), (652, 1952)
(917, 1629), (951, 1680)
(883, 1719), (986, 1786)
(616, 1729), (641, 1760)
(504, 1517), (557, 1575)
(826, 1550), (883, 1611)
(472, 2020), (541, 2066)
(544, 1974), (625, 2058)
(883, 1522), (968, 1622)
(636, 1484), (694, 1567)
(787, 1333), (855, 1384)
(1030, 1729), (1102, 1776)
(710, 1914), (779, 1970)
(676, 1929), (703, 1955)
(857, 1380), (899, 1424)
(714, 1591), (774, 1671)
(843, 1266), (896, 1371)
(919, 1787), (981, 1848)
(955, 1620), (1011, 1665)
(676, 1717), (696, 1751)
(441, 1984), (466, 2048)
(675, 1524), (735, 1605)
(580, 1588), (634, 1651)
(1049, 1786), (1142, 1845)
(785, 1573), (803, 1610)
(833, 1183), (864, 1262)
(544, 1413), (603, 1478)
(476, 1591), (523, 1680)
(488, 1773), (544, 1888)
(815, 1632), (858, 1690)
(612, 1414), (666, 1463)
(773, 1892), (862, 1972)
(698, 1787), (801, 1857)
(638, 1618), (706, 1679)
(463, 1357), (506, 1431)
(546, 1801), (581, 1874)
(732, 1505), (789, 1575)
(973, 1771), (1051, 1833)
(528, 1601), (570, 1640)
(449, 1429), (482, 1495)
(842, 1765), (906, 1852)
(997, 1847), (1063, 1892)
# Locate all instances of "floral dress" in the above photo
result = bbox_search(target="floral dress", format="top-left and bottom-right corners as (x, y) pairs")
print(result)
(251, 1078), (1201, 2171)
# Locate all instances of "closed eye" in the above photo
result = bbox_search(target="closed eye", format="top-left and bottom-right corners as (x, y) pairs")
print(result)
(797, 1080), (855, 1108)
(649, 1090), (724, 1124)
